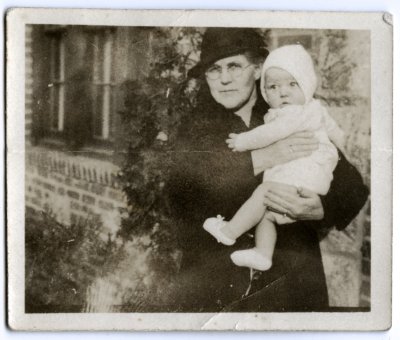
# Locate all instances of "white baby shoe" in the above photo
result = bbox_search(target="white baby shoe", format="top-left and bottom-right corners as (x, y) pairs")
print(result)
(230, 248), (272, 271)
(203, 215), (235, 246)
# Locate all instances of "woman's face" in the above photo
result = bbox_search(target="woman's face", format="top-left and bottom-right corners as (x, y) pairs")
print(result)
(205, 55), (261, 111)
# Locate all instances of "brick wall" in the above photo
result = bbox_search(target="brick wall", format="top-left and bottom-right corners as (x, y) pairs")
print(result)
(25, 147), (127, 238)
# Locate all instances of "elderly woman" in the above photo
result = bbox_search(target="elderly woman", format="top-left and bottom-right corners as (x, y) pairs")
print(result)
(165, 28), (368, 312)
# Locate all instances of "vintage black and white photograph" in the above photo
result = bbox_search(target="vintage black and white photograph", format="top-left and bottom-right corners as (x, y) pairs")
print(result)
(6, 8), (392, 331)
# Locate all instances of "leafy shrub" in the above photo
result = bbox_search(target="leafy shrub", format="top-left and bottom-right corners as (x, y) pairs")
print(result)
(116, 28), (201, 278)
(25, 207), (125, 312)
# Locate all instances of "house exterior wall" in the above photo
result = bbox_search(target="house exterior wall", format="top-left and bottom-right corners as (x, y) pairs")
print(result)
(25, 25), (143, 237)
(25, 147), (126, 237)
(25, 25), (371, 307)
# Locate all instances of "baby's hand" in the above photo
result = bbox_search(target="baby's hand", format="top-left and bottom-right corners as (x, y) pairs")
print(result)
(226, 133), (247, 152)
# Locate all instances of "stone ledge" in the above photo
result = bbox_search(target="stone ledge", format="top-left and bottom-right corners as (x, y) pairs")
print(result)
(26, 146), (121, 189)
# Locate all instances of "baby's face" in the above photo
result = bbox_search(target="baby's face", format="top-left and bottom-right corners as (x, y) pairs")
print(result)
(264, 67), (305, 109)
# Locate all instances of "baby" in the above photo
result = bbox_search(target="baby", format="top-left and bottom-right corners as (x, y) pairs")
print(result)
(203, 44), (345, 271)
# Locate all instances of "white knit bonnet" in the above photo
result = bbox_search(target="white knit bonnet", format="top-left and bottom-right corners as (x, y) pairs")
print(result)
(260, 44), (318, 104)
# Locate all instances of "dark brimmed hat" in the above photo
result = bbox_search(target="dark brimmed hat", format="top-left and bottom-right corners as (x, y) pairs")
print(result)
(188, 27), (268, 78)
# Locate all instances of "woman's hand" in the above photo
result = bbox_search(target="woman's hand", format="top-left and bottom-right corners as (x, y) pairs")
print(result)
(263, 182), (324, 221)
(252, 131), (319, 175)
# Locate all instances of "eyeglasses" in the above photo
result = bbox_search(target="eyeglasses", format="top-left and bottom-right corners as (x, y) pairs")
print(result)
(205, 63), (253, 80)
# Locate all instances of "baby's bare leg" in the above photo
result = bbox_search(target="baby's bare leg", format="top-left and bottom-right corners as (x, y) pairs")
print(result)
(255, 212), (277, 260)
(221, 182), (269, 240)
(230, 212), (277, 271)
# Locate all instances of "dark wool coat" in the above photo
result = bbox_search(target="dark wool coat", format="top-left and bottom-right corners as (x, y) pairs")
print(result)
(164, 86), (369, 312)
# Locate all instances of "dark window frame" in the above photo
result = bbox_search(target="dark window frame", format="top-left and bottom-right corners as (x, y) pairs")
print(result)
(36, 26), (117, 151)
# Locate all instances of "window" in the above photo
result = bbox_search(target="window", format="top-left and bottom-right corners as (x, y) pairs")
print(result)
(277, 35), (312, 50)
(48, 33), (66, 132)
(36, 26), (116, 148)
(91, 29), (115, 141)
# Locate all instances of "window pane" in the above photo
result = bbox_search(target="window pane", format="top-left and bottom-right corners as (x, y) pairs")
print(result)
(50, 85), (59, 130)
(91, 30), (114, 140)
(277, 35), (312, 50)
(93, 35), (104, 83)
(54, 41), (61, 80)
(92, 84), (103, 137)
(49, 34), (65, 132)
